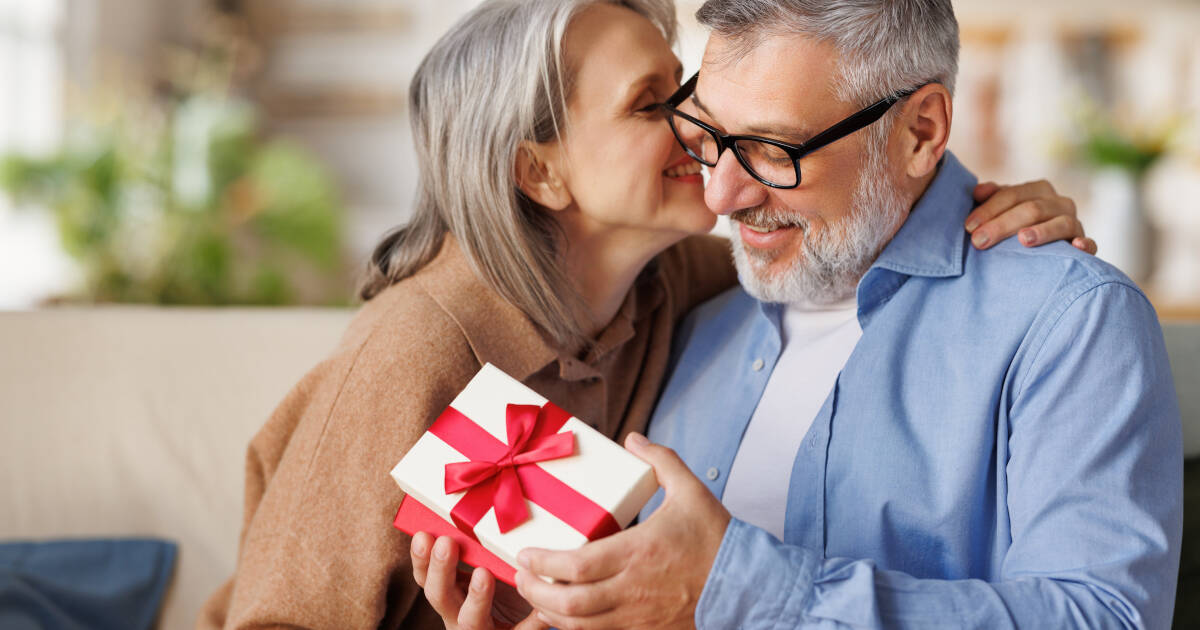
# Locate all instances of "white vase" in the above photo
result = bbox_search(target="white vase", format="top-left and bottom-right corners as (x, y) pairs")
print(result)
(1089, 167), (1152, 284)
(1144, 158), (1200, 303)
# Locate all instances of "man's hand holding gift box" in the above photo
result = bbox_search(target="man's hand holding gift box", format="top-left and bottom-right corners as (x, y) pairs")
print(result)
(390, 363), (660, 586)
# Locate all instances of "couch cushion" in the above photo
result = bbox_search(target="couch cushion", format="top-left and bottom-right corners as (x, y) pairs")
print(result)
(0, 306), (353, 629)
(0, 538), (176, 630)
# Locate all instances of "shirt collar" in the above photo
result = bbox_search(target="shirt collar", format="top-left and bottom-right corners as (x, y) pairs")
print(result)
(869, 151), (976, 279)
(751, 152), (977, 326)
(856, 151), (976, 312)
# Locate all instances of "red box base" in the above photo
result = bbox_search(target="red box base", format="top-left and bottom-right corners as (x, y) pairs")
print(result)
(393, 495), (518, 587)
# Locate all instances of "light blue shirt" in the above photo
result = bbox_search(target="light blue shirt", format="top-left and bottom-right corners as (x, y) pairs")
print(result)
(641, 153), (1182, 629)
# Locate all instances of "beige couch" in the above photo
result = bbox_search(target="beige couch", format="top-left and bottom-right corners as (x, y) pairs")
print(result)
(2, 306), (1196, 629)
(0, 306), (355, 629)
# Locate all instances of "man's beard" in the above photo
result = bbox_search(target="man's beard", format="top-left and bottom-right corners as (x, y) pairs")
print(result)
(730, 144), (909, 305)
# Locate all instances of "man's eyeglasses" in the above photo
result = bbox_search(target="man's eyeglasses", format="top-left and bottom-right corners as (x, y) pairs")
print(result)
(660, 72), (928, 189)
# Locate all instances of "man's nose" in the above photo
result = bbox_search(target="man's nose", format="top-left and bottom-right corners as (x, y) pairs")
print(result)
(704, 150), (767, 216)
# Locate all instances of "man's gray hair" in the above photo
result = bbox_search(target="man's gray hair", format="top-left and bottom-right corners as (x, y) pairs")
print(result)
(696, 0), (959, 106)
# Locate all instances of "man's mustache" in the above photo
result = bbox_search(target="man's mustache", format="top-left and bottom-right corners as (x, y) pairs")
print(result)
(731, 207), (809, 232)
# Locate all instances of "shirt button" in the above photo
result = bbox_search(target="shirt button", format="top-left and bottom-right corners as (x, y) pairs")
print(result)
(706, 467), (720, 481)
(752, 358), (765, 372)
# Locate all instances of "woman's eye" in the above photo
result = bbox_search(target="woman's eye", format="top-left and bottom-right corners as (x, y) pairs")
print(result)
(636, 102), (662, 114)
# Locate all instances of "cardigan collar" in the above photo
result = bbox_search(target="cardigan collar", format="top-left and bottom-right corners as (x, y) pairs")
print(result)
(413, 235), (665, 383)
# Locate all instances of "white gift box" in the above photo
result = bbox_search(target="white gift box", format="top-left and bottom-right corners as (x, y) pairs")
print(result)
(390, 363), (658, 574)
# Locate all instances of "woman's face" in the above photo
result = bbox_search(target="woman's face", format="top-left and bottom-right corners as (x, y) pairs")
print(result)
(548, 3), (716, 251)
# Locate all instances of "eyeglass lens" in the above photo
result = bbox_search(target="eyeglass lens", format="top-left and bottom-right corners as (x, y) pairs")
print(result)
(667, 112), (799, 188)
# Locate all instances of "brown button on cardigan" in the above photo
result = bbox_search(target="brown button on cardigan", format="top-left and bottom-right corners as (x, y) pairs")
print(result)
(197, 234), (737, 629)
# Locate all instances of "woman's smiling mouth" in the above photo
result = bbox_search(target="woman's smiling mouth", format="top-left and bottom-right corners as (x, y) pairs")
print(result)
(664, 157), (703, 183)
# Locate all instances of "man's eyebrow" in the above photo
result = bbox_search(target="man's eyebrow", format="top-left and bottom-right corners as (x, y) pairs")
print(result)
(746, 124), (814, 145)
(690, 91), (715, 120)
(690, 91), (815, 145)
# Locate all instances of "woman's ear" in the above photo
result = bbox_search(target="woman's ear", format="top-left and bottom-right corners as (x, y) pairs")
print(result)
(514, 142), (572, 211)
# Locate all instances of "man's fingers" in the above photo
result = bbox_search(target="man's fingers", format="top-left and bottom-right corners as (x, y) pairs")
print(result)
(624, 432), (701, 493)
(517, 532), (627, 584)
(528, 604), (631, 630)
(515, 569), (618, 619)
(512, 613), (553, 630)
(457, 568), (496, 630)
(411, 531), (433, 588)
(424, 536), (466, 618)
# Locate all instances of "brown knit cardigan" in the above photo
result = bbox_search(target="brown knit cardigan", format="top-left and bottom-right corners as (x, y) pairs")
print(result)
(197, 234), (737, 629)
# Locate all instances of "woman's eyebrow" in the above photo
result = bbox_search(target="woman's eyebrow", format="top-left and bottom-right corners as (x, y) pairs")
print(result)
(620, 68), (676, 104)
(619, 75), (654, 102)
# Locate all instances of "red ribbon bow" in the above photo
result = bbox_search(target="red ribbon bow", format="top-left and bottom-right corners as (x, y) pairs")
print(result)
(442, 404), (575, 533)
(427, 401), (620, 540)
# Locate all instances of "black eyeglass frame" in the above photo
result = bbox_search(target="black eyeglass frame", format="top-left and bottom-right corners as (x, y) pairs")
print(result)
(660, 72), (930, 189)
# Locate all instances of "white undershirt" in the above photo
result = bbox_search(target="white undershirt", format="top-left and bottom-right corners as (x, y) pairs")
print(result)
(721, 298), (863, 541)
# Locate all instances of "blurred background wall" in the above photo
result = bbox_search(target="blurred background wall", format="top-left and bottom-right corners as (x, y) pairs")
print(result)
(1, 0), (1198, 313)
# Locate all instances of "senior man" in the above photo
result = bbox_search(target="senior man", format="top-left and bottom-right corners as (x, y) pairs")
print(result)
(513, 1), (1183, 629)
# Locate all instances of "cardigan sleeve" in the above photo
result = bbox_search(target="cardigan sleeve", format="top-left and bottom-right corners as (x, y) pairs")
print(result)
(197, 289), (480, 630)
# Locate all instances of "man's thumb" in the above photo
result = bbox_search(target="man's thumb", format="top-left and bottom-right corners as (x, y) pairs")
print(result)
(512, 613), (551, 630)
(624, 432), (695, 492)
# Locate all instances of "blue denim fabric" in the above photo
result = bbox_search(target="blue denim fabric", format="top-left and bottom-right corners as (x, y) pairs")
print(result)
(642, 152), (1183, 629)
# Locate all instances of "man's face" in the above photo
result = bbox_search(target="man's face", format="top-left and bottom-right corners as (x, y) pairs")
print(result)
(690, 33), (910, 304)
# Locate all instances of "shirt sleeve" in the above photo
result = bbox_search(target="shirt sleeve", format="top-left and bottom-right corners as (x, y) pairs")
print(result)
(696, 281), (1183, 630)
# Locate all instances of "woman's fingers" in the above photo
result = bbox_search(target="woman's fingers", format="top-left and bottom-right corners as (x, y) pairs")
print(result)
(1014, 214), (1085, 248)
(424, 536), (467, 620)
(411, 531), (434, 588)
(972, 181), (1001, 204)
(965, 179), (1057, 235)
(1073, 236), (1098, 255)
(457, 568), (497, 630)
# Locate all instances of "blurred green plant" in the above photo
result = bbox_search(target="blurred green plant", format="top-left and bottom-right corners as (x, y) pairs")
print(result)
(1071, 100), (1183, 177)
(0, 15), (347, 306)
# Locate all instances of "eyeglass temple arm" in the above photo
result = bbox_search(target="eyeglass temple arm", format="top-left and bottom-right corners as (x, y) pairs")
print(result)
(665, 73), (699, 108)
(796, 86), (923, 157)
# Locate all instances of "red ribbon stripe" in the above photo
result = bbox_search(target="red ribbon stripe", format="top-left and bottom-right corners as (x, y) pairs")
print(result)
(428, 404), (621, 540)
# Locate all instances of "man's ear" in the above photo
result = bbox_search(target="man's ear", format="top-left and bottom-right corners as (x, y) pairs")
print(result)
(899, 84), (952, 179)
(514, 142), (572, 211)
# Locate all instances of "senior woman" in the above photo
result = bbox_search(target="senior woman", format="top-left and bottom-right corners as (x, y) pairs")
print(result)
(198, 0), (1095, 628)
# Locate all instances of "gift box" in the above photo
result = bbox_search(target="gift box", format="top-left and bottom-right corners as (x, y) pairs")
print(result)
(390, 363), (658, 586)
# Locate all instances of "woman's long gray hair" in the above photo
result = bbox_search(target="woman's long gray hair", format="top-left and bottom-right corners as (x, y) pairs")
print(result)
(359, 0), (677, 348)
